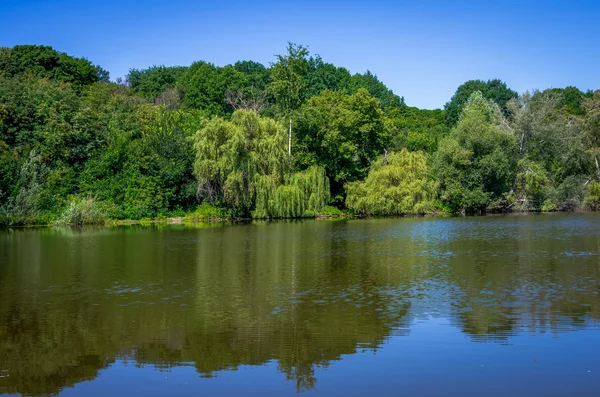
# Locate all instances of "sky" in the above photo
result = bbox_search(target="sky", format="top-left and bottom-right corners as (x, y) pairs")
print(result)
(1, 0), (599, 109)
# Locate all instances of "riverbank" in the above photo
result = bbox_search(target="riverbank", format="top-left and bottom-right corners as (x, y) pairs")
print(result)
(4, 207), (597, 229)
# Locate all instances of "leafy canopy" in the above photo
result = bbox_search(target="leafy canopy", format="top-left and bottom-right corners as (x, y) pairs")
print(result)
(434, 91), (517, 212)
(444, 79), (518, 127)
(294, 89), (389, 201)
(194, 110), (329, 217)
(0, 45), (106, 88)
(346, 149), (436, 215)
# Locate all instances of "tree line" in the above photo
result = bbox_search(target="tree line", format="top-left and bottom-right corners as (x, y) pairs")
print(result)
(0, 43), (598, 225)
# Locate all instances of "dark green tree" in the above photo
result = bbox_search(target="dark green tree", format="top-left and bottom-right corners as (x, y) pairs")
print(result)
(295, 89), (389, 202)
(387, 106), (449, 153)
(233, 60), (270, 92)
(350, 70), (404, 108)
(268, 43), (310, 117)
(127, 65), (188, 102)
(1, 45), (103, 88)
(180, 61), (247, 115)
(541, 86), (593, 116)
(304, 56), (352, 98)
(444, 79), (518, 126)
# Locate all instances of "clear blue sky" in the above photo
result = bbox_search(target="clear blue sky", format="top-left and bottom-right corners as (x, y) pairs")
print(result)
(1, 0), (598, 109)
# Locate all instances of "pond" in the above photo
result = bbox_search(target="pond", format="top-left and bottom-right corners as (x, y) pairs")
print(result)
(1, 213), (599, 396)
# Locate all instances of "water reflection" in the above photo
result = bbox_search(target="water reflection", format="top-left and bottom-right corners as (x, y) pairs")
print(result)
(1, 214), (600, 396)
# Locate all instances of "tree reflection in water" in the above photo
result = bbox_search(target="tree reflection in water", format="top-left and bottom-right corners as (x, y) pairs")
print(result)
(1, 215), (599, 396)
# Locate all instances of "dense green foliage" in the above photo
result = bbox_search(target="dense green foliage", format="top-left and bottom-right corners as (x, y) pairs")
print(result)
(346, 149), (435, 215)
(294, 89), (389, 202)
(127, 65), (188, 104)
(194, 110), (288, 213)
(194, 110), (329, 218)
(0, 45), (107, 88)
(387, 106), (449, 153)
(444, 79), (518, 127)
(434, 92), (517, 213)
(0, 43), (599, 225)
(55, 196), (107, 226)
(254, 165), (330, 218)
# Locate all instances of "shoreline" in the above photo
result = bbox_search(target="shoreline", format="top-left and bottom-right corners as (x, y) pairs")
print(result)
(2, 208), (597, 229)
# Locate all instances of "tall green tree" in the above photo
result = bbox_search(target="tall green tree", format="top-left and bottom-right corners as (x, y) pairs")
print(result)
(434, 91), (517, 213)
(444, 79), (518, 126)
(180, 61), (247, 115)
(581, 91), (600, 181)
(350, 70), (404, 108)
(295, 89), (389, 202)
(503, 91), (569, 209)
(268, 43), (310, 117)
(1, 45), (103, 88)
(127, 65), (188, 103)
(194, 110), (329, 217)
(194, 110), (288, 213)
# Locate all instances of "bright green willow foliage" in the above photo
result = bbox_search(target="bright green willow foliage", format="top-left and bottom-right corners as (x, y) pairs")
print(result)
(345, 149), (436, 215)
(194, 110), (329, 217)
(254, 166), (330, 218)
(194, 110), (287, 213)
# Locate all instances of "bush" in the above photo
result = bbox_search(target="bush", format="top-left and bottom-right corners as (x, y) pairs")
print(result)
(318, 206), (342, 217)
(183, 203), (229, 223)
(541, 199), (557, 212)
(56, 197), (107, 226)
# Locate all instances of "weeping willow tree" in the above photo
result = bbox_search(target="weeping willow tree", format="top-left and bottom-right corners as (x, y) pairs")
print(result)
(254, 166), (330, 218)
(345, 149), (436, 215)
(194, 110), (329, 217)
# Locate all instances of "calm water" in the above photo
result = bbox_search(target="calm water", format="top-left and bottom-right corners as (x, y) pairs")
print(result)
(1, 214), (600, 396)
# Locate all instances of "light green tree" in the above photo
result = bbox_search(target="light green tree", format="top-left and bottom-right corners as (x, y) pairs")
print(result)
(194, 110), (329, 217)
(504, 91), (561, 209)
(345, 149), (436, 215)
(268, 43), (309, 117)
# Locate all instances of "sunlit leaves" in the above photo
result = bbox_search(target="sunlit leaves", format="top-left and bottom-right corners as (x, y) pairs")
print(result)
(346, 149), (435, 215)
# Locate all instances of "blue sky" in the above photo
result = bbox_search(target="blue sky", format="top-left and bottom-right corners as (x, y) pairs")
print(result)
(1, 0), (598, 109)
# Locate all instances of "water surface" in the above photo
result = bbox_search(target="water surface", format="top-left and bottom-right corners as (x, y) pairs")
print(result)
(1, 214), (600, 396)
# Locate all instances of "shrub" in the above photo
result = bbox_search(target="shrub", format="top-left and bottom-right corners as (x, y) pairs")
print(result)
(183, 203), (229, 223)
(318, 206), (343, 217)
(541, 199), (557, 212)
(56, 197), (107, 226)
